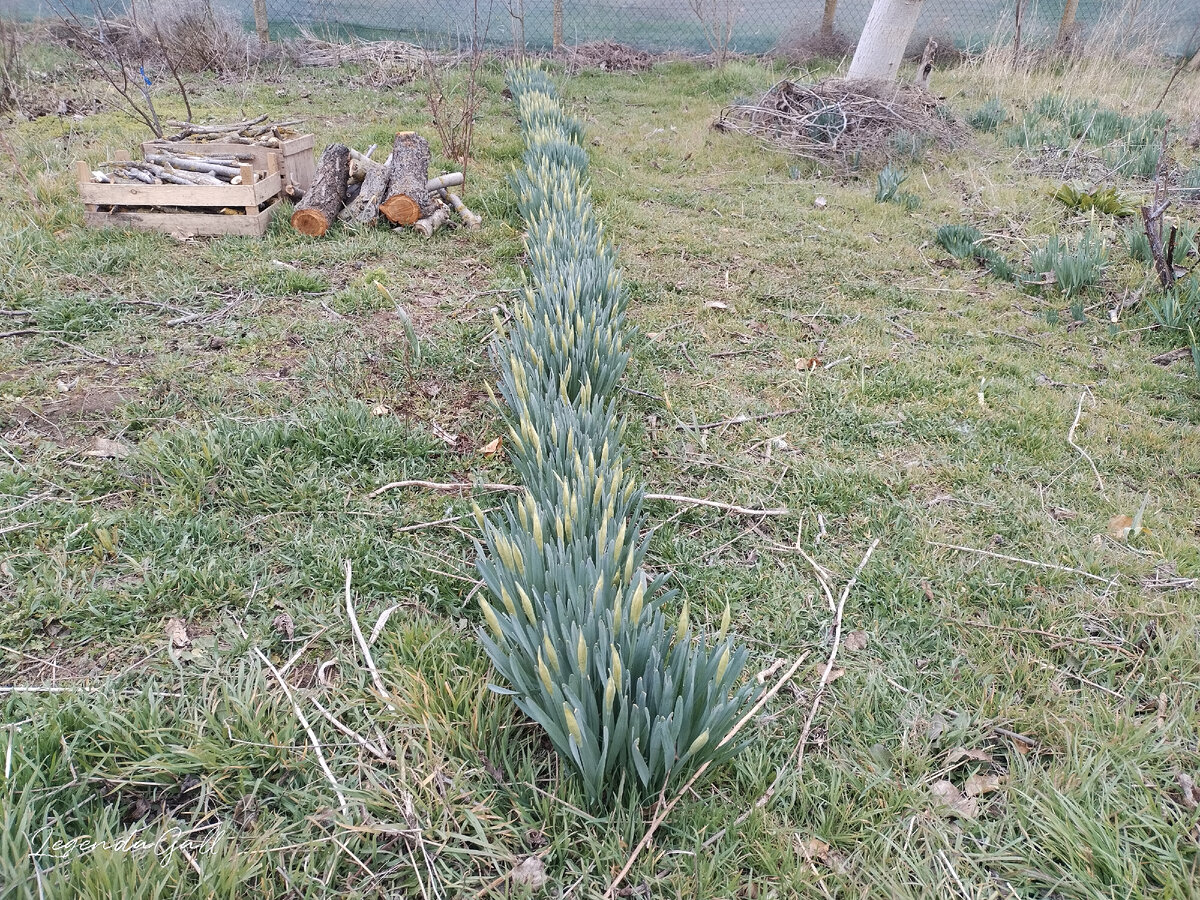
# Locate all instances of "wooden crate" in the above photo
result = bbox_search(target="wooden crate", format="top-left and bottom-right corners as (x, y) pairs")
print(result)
(77, 152), (284, 237)
(141, 133), (315, 197)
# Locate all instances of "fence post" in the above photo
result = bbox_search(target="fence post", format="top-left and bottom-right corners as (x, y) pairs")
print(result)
(253, 0), (271, 44)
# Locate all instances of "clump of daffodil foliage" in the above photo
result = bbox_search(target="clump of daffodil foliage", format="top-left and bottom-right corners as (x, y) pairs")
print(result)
(472, 65), (759, 807)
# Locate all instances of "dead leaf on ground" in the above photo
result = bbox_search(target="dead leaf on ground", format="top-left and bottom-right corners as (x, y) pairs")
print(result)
(164, 618), (191, 649)
(946, 747), (994, 766)
(509, 856), (547, 889)
(1050, 506), (1077, 521)
(794, 835), (848, 873)
(964, 773), (1005, 797)
(925, 712), (947, 742)
(1177, 772), (1200, 811)
(705, 300), (731, 310)
(370, 403), (390, 416)
(812, 664), (846, 684)
(920, 580), (935, 602)
(1108, 514), (1135, 540)
(480, 437), (503, 457)
(795, 357), (822, 371)
(85, 437), (131, 459)
(930, 780), (978, 819)
(843, 630), (868, 652)
(273, 613), (295, 641)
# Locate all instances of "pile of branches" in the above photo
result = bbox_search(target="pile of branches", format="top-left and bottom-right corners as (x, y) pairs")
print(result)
(50, 0), (264, 75)
(286, 27), (453, 70)
(716, 77), (966, 169)
(562, 40), (654, 74)
(474, 65), (757, 807)
(157, 115), (303, 148)
(93, 150), (259, 186)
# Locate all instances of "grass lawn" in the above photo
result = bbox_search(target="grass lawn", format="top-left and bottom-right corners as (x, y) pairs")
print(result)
(1, 38), (1199, 898)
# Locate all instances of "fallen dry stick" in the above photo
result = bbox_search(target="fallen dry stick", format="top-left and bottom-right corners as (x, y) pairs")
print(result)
(366, 479), (787, 516)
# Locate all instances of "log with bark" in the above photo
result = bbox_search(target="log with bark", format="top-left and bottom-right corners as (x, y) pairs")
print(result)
(291, 143), (350, 237)
(379, 132), (435, 226)
(339, 157), (391, 226)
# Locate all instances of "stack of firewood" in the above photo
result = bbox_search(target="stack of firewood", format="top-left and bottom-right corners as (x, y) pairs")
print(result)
(93, 151), (260, 186)
(291, 132), (480, 238)
(161, 115), (303, 148)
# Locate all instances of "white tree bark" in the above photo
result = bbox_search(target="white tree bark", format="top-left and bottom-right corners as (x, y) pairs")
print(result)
(846, 0), (927, 82)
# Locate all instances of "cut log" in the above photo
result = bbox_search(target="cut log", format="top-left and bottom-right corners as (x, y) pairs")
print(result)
(339, 158), (390, 225)
(440, 190), (482, 230)
(379, 132), (435, 226)
(290, 143), (350, 237)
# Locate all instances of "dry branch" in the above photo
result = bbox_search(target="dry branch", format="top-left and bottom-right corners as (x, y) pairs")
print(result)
(440, 190), (482, 229)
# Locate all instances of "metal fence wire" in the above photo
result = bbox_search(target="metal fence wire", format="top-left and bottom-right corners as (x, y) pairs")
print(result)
(20, 0), (1200, 56)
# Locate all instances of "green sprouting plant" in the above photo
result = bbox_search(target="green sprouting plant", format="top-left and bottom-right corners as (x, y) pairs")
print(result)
(977, 245), (1017, 281)
(478, 65), (758, 807)
(935, 224), (1015, 281)
(1033, 93), (1067, 121)
(1028, 231), (1107, 299)
(889, 129), (930, 162)
(1184, 165), (1200, 201)
(967, 98), (1007, 133)
(936, 224), (983, 259)
(1052, 183), (1135, 217)
(1106, 142), (1161, 178)
(875, 164), (907, 203)
(1126, 225), (1151, 263)
(1147, 276), (1200, 334)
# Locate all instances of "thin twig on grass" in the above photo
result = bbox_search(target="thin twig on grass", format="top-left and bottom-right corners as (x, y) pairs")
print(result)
(1067, 389), (1107, 498)
(928, 540), (1115, 585)
(366, 479), (788, 516)
(687, 408), (803, 431)
(604, 652), (811, 899)
(755, 539), (880, 805)
(344, 559), (394, 712)
(253, 646), (349, 816)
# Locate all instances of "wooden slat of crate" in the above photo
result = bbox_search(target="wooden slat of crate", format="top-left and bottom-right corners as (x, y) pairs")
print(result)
(83, 198), (282, 237)
(78, 171), (282, 209)
(141, 134), (315, 195)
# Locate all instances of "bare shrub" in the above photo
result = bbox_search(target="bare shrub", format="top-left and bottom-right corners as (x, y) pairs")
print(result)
(688, 0), (737, 66)
(52, 0), (263, 76)
(423, 0), (487, 169)
(772, 26), (854, 65)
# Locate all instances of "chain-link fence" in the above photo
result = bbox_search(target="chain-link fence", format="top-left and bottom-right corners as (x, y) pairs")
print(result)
(17, 0), (1200, 56)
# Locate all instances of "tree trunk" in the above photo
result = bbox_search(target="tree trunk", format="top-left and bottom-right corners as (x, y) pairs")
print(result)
(253, 0), (270, 44)
(1057, 0), (1080, 46)
(291, 143), (349, 237)
(379, 132), (435, 226)
(339, 158), (390, 226)
(820, 0), (838, 38)
(553, 0), (564, 50)
(846, 0), (926, 83)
